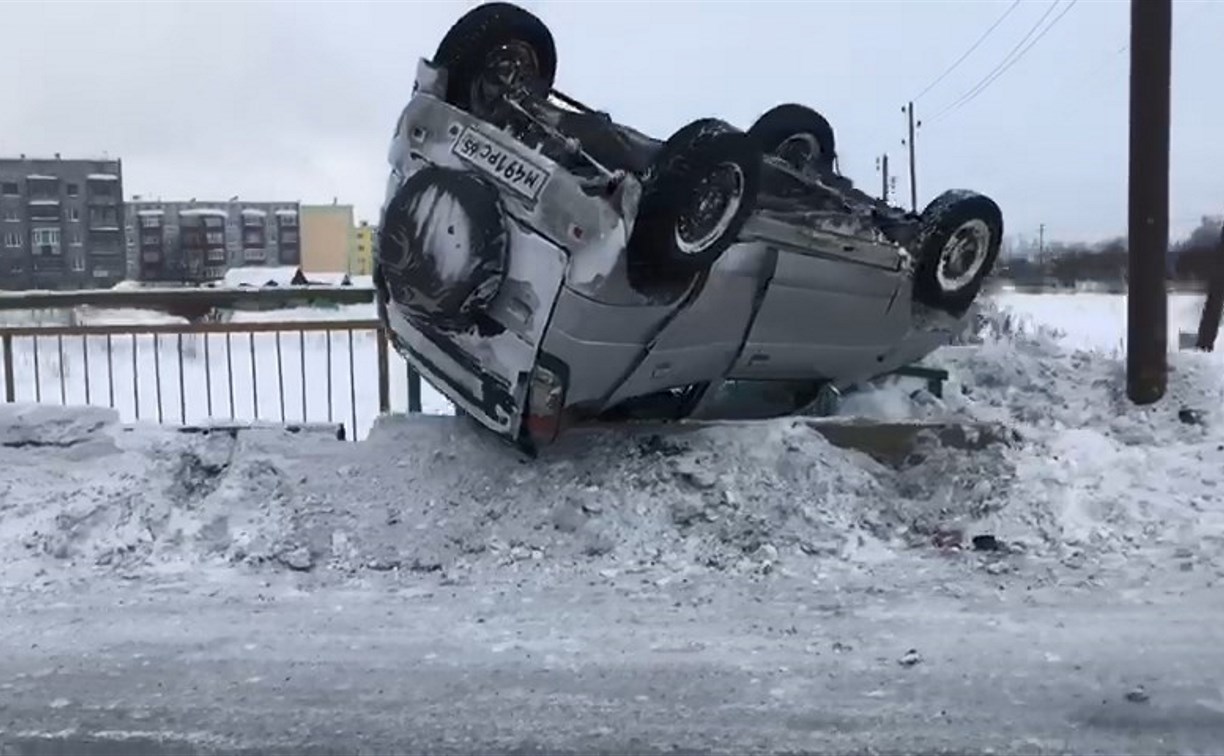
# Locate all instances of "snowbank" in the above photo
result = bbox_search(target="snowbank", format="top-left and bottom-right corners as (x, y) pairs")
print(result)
(2, 300), (1222, 587)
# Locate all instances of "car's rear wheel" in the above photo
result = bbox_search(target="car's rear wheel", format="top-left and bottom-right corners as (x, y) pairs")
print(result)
(432, 2), (557, 122)
(747, 103), (837, 176)
(629, 118), (762, 277)
(912, 190), (1003, 315)
(377, 166), (510, 330)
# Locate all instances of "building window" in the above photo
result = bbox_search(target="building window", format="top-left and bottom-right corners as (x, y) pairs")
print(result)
(71, 257), (86, 272)
(139, 215), (162, 228)
(205, 231), (225, 245)
(67, 207), (80, 222)
(281, 231), (299, 244)
(66, 183), (79, 197)
(71, 230), (83, 246)
(32, 228), (60, 246)
(3, 232), (20, 248)
(1, 183), (18, 196)
(32, 227), (61, 256)
(2, 207), (17, 222)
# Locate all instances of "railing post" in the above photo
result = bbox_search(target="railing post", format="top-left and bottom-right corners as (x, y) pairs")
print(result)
(2, 333), (14, 403)
(407, 365), (422, 413)
(376, 325), (390, 414)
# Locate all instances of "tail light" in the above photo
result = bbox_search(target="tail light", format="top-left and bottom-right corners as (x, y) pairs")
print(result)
(524, 362), (567, 446)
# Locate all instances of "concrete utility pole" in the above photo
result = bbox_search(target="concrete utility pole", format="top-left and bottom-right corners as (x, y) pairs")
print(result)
(903, 102), (918, 212)
(1194, 223), (1224, 351)
(1126, 0), (1172, 405)
(877, 154), (891, 203)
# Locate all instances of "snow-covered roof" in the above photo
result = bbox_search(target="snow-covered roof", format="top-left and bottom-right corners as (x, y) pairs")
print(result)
(274, 209), (298, 216)
(25, 174), (57, 180)
(87, 173), (119, 181)
(179, 208), (228, 218)
(28, 199), (59, 205)
(136, 209), (164, 216)
(241, 208), (268, 217)
(222, 265), (303, 288)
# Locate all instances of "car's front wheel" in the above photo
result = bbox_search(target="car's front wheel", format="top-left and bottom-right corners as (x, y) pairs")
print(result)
(911, 190), (1003, 315)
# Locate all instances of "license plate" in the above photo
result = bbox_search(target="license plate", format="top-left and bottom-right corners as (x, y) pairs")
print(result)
(451, 127), (551, 201)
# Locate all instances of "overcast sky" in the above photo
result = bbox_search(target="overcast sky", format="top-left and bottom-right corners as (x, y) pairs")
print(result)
(2, 0), (1220, 245)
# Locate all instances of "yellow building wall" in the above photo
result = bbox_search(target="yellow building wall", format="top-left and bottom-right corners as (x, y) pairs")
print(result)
(353, 221), (376, 276)
(300, 204), (356, 274)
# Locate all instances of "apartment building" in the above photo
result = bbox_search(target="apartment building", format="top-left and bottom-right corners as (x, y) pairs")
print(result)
(125, 199), (301, 284)
(300, 203), (355, 274)
(353, 220), (377, 276)
(0, 155), (126, 290)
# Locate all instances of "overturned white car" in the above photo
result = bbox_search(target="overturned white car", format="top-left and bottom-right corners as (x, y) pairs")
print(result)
(375, 2), (1003, 454)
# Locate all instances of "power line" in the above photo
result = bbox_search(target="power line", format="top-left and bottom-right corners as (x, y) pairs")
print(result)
(930, 0), (1073, 122)
(929, 0), (1078, 124)
(911, 0), (1022, 103)
(1049, 0), (1213, 107)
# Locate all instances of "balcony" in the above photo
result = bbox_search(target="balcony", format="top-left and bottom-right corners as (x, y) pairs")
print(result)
(28, 201), (62, 221)
(26, 175), (60, 201)
(86, 193), (119, 207)
(242, 248), (267, 264)
(31, 255), (65, 272)
(89, 210), (122, 231)
(86, 174), (120, 205)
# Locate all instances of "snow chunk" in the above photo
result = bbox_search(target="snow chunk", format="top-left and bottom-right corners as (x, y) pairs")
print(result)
(87, 174), (119, 181)
(241, 209), (268, 217)
(179, 208), (229, 218)
(25, 174), (57, 180)
(28, 199), (59, 205)
(0, 403), (119, 448)
(136, 209), (165, 216)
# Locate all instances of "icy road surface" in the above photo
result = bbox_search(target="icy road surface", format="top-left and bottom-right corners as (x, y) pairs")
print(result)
(2, 308), (1224, 754)
(3, 568), (1224, 755)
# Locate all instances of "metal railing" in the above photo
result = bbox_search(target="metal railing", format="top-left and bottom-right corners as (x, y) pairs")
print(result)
(0, 286), (441, 441)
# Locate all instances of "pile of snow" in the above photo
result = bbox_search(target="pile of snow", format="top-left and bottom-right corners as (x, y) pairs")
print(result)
(2, 299), (1223, 585)
(841, 300), (1224, 563)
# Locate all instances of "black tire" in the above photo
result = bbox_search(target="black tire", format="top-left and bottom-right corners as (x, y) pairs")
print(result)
(377, 166), (510, 330)
(433, 2), (557, 119)
(747, 103), (836, 175)
(911, 190), (1003, 315)
(628, 118), (762, 276)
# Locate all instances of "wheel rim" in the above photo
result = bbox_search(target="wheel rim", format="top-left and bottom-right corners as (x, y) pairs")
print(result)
(936, 218), (992, 291)
(469, 40), (541, 118)
(775, 133), (823, 171)
(673, 162), (745, 256)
